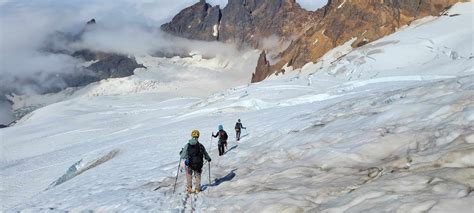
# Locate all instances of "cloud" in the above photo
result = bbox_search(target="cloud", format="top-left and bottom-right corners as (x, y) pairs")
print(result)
(0, 0), (327, 124)
(0, 0), (226, 124)
(0, 0), (233, 94)
(0, 98), (14, 126)
(0, 4), (81, 93)
(0, 0), (328, 94)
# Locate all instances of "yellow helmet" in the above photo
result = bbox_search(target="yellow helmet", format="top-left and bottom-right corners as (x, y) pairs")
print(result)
(191, 130), (200, 138)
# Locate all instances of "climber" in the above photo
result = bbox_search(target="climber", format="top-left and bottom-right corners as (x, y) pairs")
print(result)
(212, 125), (228, 156)
(180, 130), (211, 193)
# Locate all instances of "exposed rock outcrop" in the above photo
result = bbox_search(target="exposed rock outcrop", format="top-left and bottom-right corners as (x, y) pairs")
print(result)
(161, 0), (221, 41)
(72, 50), (145, 83)
(273, 0), (462, 74)
(252, 51), (271, 83)
(86, 18), (96, 25)
(163, 0), (462, 82)
(219, 0), (316, 47)
(161, 0), (316, 47)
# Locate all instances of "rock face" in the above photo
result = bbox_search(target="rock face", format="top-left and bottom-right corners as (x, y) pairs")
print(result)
(219, 0), (315, 46)
(86, 18), (96, 25)
(72, 50), (145, 83)
(273, 0), (462, 74)
(161, 0), (221, 41)
(252, 51), (271, 83)
(161, 0), (315, 47)
(163, 0), (462, 82)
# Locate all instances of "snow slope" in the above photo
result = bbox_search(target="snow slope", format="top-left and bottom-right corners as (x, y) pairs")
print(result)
(1, 2), (473, 212)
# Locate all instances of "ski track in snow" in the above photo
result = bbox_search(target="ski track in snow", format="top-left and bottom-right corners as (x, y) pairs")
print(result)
(1, 2), (473, 212)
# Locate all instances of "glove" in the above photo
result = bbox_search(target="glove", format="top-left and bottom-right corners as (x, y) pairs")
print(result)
(208, 158), (212, 162)
(185, 159), (189, 166)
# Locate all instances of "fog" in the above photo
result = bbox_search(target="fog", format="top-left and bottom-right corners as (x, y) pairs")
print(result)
(0, 0), (257, 94)
(0, 0), (327, 125)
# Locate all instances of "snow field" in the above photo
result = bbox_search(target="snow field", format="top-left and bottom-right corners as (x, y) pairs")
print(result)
(2, 74), (472, 211)
(0, 2), (473, 212)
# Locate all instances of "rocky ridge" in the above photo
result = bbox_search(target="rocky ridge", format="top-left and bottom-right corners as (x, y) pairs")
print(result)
(162, 0), (463, 82)
(162, 0), (317, 47)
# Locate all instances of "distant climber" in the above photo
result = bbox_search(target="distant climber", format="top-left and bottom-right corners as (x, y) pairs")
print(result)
(234, 119), (246, 141)
(212, 125), (228, 156)
(180, 130), (211, 193)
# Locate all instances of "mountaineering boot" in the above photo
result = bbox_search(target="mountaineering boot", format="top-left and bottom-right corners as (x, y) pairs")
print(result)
(187, 186), (193, 194)
(195, 186), (201, 193)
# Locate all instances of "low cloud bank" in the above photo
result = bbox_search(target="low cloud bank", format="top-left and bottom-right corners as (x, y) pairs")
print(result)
(0, 0), (248, 124)
(0, 0), (327, 125)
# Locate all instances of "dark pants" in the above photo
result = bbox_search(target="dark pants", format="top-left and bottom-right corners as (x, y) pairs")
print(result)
(236, 129), (241, 141)
(218, 144), (225, 156)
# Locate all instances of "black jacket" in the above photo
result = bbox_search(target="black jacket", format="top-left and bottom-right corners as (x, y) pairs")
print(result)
(212, 130), (228, 143)
(235, 122), (245, 130)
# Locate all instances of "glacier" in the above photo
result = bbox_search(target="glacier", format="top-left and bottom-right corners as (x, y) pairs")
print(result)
(0, 2), (473, 212)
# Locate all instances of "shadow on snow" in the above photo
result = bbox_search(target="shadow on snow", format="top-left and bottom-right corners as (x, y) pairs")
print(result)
(201, 169), (236, 191)
(224, 145), (239, 154)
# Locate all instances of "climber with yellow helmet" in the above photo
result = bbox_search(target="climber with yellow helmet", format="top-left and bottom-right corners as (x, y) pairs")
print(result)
(179, 130), (211, 193)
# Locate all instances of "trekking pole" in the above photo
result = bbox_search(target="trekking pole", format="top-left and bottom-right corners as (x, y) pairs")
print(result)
(172, 158), (182, 194)
(209, 136), (212, 185)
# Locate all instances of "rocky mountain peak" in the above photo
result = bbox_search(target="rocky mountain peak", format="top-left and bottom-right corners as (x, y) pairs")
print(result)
(163, 0), (462, 82)
(252, 50), (271, 83)
(161, 1), (221, 41)
(86, 18), (96, 25)
(161, 0), (315, 47)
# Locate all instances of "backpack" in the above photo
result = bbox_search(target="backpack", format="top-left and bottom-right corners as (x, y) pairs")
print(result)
(235, 122), (241, 130)
(219, 130), (228, 141)
(187, 143), (204, 172)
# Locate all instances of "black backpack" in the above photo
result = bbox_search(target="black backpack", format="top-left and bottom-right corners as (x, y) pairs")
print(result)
(187, 143), (204, 172)
(219, 130), (228, 141)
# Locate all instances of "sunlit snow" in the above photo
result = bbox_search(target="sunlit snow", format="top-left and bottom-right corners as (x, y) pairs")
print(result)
(1, 2), (473, 212)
